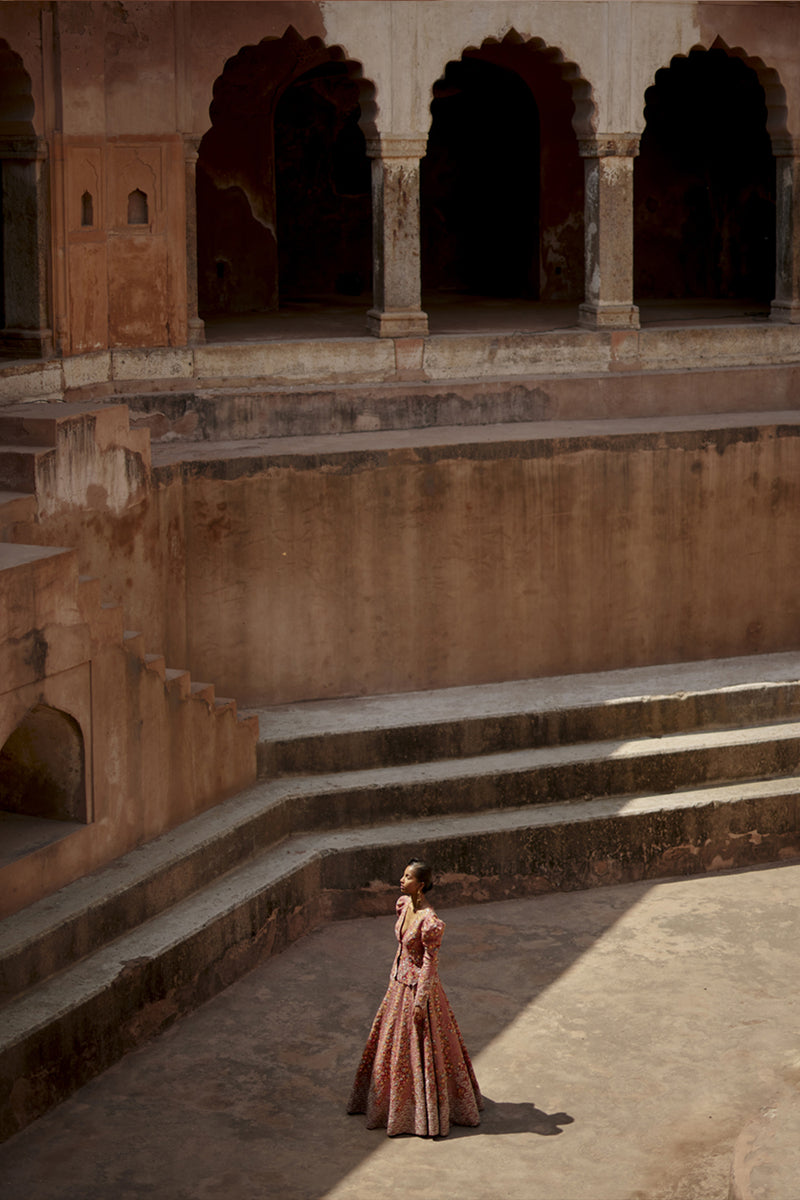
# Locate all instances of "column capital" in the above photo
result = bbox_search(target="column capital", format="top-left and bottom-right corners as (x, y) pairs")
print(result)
(771, 136), (800, 159)
(366, 134), (428, 160)
(182, 134), (202, 164)
(0, 134), (49, 161)
(578, 134), (640, 159)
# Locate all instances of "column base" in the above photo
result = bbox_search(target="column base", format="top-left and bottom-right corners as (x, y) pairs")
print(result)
(578, 302), (640, 331)
(770, 299), (800, 324)
(187, 317), (206, 345)
(367, 308), (429, 338)
(0, 327), (54, 359)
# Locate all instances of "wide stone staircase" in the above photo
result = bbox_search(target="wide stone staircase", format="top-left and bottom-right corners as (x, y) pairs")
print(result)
(2, 651), (800, 1140)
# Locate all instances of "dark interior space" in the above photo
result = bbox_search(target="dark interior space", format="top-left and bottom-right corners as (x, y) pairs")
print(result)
(197, 30), (371, 317)
(635, 47), (775, 302)
(275, 62), (371, 302)
(0, 706), (86, 822)
(421, 57), (541, 299)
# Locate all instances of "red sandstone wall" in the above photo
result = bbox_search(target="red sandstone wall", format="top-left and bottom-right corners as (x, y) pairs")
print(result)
(0, 554), (256, 919)
(19, 413), (795, 709)
(0, 407), (255, 917)
(146, 421), (800, 705)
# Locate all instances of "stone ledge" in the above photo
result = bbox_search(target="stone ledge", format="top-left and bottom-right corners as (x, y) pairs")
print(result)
(0, 322), (799, 404)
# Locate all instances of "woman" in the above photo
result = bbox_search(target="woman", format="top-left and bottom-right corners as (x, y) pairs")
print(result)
(347, 858), (483, 1137)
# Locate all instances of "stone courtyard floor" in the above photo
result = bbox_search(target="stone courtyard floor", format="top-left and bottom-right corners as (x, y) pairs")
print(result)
(1, 860), (799, 1200)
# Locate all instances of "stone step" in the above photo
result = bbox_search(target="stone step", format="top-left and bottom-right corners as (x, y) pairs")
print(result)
(0, 410), (59, 447)
(253, 721), (800, 828)
(118, 362), (800, 444)
(2, 711), (798, 1003)
(0, 445), (52, 492)
(0, 402), (138, 449)
(0, 489), (38, 535)
(2, 772), (799, 1142)
(250, 653), (800, 777)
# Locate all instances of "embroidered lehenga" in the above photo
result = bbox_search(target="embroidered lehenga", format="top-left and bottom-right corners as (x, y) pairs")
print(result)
(347, 896), (483, 1137)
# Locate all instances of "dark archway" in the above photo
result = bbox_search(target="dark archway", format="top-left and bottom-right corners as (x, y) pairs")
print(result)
(635, 47), (775, 302)
(0, 38), (51, 357)
(0, 706), (87, 822)
(421, 36), (586, 305)
(422, 58), (540, 298)
(197, 27), (374, 317)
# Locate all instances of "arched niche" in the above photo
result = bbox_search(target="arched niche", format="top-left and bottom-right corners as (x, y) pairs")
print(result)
(421, 32), (592, 304)
(0, 38), (51, 357)
(635, 45), (776, 303)
(0, 705), (87, 822)
(196, 26), (375, 317)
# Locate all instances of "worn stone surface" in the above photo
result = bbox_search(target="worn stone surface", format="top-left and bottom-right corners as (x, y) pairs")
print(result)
(0, 863), (799, 1200)
(149, 412), (800, 704)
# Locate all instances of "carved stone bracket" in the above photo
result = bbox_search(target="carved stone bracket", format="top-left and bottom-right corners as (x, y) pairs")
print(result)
(578, 134), (640, 159)
(771, 137), (800, 159)
(366, 135), (428, 161)
(182, 135), (202, 164)
(0, 135), (49, 161)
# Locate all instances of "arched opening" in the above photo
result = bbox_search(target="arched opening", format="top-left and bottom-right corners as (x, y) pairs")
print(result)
(0, 39), (51, 357)
(127, 188), (148, 225)
(0, 706), (87, 823)
(196, 28), (373, 324)
(421, 37), (585, 316)
(635, 47), (775, 304)
(81, 190), (94, 228)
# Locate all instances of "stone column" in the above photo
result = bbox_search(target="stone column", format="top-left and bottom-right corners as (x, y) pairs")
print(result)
(0, 136), (53, 358)
(771, 138), (800, 323)
(183, 136), (205, 345)
(366, 135), (428, 338)
(578, 135), (640, 331)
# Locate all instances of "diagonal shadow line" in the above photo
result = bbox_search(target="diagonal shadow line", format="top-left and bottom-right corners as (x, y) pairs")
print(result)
(0, 863), (794, 1200)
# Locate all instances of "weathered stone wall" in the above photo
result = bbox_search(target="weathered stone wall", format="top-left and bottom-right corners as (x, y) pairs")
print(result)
(1, 1), (799, 355)
(0, 545), (257, 917)
(0, 408), (257, 917)
(150, 418), (800, 705)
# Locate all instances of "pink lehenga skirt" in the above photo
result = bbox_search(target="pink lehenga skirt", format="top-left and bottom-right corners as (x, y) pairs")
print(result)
(347, 976), (483, 1137)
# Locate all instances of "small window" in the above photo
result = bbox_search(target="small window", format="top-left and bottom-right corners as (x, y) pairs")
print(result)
(127, 188), (148, 225)
(81, 190), (94, 227)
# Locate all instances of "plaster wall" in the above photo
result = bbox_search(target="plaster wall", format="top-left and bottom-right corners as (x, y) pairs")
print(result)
(157, 421), (800, 705)
(0, 550), (256, 918)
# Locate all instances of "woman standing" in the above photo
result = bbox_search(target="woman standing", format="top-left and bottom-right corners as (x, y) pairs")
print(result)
(347, 859), (483, 1137)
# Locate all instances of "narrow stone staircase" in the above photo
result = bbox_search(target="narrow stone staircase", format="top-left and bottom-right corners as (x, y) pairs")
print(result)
(2, 652), (800, 1140)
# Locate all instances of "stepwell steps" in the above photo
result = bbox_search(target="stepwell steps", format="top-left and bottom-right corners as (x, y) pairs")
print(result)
(2, 653), (800, 1139)
(252, 652), (800, 775)
(5, 713), (800, 1000)
(3, 773), (800, 1141)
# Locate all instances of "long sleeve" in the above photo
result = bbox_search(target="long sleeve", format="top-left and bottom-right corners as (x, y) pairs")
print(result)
(389, 896), (406, 982)
(415, 914), (445, 1007)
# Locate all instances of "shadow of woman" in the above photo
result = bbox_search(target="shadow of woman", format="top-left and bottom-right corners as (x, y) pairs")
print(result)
(443, 1097), (575, 1139)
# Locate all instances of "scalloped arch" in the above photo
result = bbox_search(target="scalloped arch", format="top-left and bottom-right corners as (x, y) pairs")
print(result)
(428, 28), (596, 139)
(0, 37), (35, 132)
(644, 36), (788, 140)
(209, 26), (378, 140)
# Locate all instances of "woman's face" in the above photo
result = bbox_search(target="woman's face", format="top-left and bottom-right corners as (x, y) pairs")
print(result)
(400, 864), (423, 898)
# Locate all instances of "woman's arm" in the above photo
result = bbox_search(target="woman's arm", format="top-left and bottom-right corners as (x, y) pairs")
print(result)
(414, 915), (445, 1019)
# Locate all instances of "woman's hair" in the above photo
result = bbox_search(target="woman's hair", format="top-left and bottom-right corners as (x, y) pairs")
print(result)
(407, 858), (434, 893)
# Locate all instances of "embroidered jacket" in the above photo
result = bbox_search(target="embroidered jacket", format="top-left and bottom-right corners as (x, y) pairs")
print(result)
(391, 895), (445, 1007)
